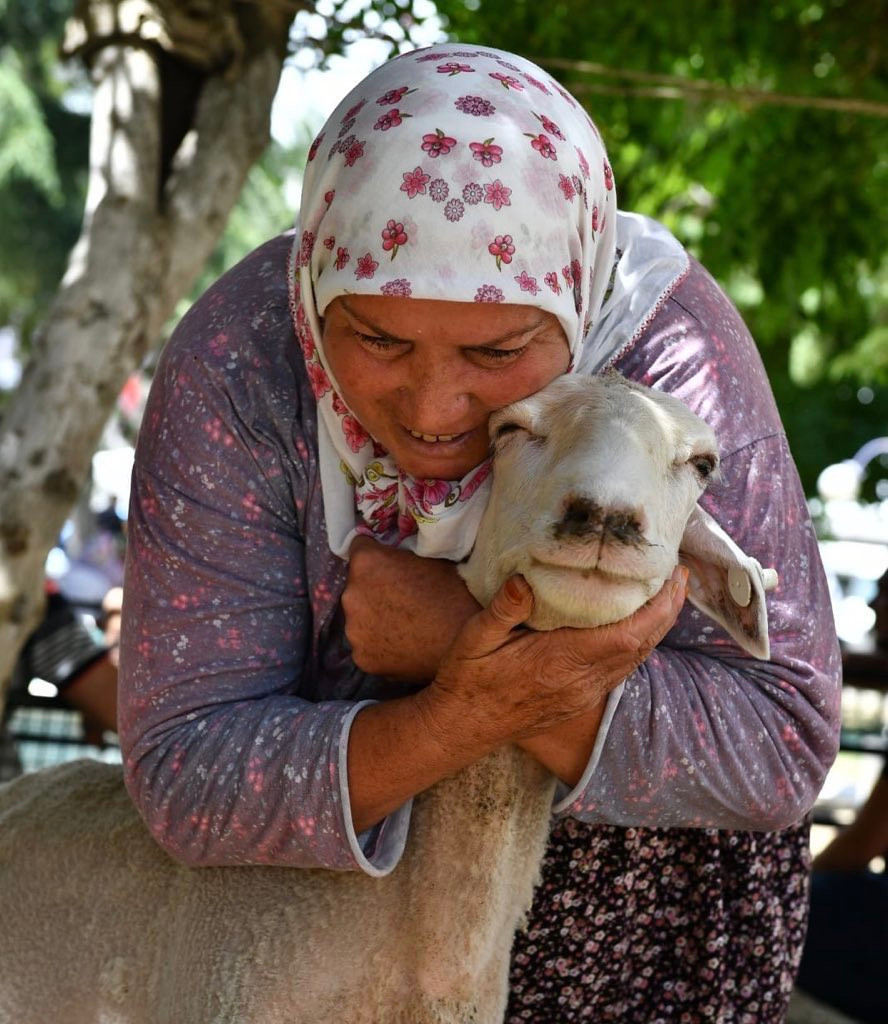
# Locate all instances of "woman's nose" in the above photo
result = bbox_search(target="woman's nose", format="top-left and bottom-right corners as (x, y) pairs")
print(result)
(399, 363), (468, 428)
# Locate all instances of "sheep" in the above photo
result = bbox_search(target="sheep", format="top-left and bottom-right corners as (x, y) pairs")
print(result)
(0, 373), (777, 1024)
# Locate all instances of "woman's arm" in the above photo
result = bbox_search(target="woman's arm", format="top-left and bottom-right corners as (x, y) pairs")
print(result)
(118, 243), (414, 874)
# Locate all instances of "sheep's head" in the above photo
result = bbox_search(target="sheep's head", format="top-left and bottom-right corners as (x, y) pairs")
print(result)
(459, 374), (777, 659)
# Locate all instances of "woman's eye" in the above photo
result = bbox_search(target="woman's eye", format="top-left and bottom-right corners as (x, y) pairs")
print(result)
(472, 345), (527, 363)
(355, 332), (398, 351)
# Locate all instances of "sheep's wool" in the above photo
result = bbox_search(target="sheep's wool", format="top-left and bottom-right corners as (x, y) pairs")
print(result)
(289, 45), (628, 559)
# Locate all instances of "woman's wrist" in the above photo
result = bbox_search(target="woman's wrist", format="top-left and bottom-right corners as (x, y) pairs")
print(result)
(516, 700), (609, 788)
(346, 687), (496, 834)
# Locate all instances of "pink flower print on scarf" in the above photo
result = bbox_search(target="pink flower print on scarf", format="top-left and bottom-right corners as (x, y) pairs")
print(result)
(377, 86), (412, 105)
(527, 132), (557, 160)
(355, 253), (378, 279)
(522, 73), (551, 94)
(299, 230), (315, 268)
(366, 499), (399, 537)
(575, 146), (591, 179)
(551, 81), (577, 107)
(458, 460), (493, 502)
(544, 271), (561, 294)
(334, 247), (350, 271)
(422, 129), (457, 158)
(462, 182), (483, 205)
(488, 235), (516, 270)
(306, 359), (332, 399)
(489, 72), (523, 90)
(429, 178), (449, 202)
(343, 139), (366, 167)
(591, 203), (599, 235)
(401, 166), (430, 198)
(515, 271), (540, 295)
(437, 62), (474, 76)
(374, 109), (410, 132)
(307, 132), (324, 162)
(475, 284), (505, 303)
(444, 198), (464, 222)
(361, 480), (399, 530)
(454, 95), (496, 117)
(381, 220), (408, 258)
(294, 304), (314, 359)
(484, 179), (512, 211)
(342, 98), (367, 122)
(323, 236), (335, 251)
(405, 478), (453, 519)
(324, 189), (335, 206)
(558, 174), (576, 201)
(604, 160), (614, 190)
(535, 112), (565, 140)
(342, 414), (370, 453)
(469, 139), (503, 167)
(381, 278), (412, 297)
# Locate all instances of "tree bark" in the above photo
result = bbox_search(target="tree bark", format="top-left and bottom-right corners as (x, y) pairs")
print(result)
(0, 2), (293, 708)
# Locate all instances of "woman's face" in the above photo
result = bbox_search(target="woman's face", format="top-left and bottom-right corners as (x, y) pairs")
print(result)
(322, 295), (570, 480)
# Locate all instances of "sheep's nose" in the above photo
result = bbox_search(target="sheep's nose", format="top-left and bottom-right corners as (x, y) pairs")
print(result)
(554, 497), (646, 544)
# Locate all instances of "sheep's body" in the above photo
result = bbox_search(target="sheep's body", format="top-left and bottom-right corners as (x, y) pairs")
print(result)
(0, 750), (553, 1024)
(0, 374), (776, 1023)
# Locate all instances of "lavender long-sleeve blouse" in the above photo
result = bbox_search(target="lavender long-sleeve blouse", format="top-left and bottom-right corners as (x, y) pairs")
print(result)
(118, 232), (841, 872)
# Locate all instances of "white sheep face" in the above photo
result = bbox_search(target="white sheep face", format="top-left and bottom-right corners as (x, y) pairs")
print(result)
(459, 374), (721, 632)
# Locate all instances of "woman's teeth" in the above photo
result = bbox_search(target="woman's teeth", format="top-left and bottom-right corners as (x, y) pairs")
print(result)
(408, 429), (460, 443)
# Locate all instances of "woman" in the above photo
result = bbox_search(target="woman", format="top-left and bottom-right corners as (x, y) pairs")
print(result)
(119, 46), (841, 1021)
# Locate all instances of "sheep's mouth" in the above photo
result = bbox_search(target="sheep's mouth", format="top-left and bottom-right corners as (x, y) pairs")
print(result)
(527, 556), (639, 585)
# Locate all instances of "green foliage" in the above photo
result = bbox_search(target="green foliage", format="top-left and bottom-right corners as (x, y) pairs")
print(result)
(174, 139), (306, 325)
(0, 0), (90, 342)
(0, 53), (60, 200)
(432, 0), (888, 491)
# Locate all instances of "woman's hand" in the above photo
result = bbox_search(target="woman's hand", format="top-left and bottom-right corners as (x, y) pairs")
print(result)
(348, 566), (687, 831)
(420, 569), (689, 759)
(342, 535), (480, 681)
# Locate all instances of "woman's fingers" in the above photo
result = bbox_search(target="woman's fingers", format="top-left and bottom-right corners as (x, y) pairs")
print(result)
(451, 575), (534, 658)
(571, 565), (688, 667)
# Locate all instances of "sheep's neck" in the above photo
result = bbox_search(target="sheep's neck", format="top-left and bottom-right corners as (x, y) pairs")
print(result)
(397, 745), (555, 995)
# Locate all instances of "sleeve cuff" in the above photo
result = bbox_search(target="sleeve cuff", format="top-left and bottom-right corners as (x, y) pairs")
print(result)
(337, 700), (413, 877)
(552, 682), (625, 816)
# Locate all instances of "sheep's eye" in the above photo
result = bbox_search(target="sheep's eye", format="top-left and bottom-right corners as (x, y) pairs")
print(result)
(495, 421), (523, 439)
(691, 454), (717, 480)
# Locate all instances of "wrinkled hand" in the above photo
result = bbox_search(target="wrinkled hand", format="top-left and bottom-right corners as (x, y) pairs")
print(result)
(421, 569), (688, 755)
(342, 535), (481, 681)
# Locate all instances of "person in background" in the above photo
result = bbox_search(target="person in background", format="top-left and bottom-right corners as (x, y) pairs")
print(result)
(7, 581), (118, 747)
(795, 570), (888, 1024)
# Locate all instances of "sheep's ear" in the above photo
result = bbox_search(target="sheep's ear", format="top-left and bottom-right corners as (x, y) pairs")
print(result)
(678, 504), (779, 661)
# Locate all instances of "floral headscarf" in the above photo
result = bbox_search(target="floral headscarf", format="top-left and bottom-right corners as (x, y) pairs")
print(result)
(289, 45), (622, 560)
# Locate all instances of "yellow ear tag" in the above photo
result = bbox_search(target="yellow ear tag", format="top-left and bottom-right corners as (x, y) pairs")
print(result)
(728, 566), (752, 607)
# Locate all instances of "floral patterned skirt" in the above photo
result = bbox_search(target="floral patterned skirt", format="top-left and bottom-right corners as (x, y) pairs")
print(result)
(507, 818), (811, 1023)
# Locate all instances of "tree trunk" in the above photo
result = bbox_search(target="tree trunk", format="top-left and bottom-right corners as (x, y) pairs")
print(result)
(0, 2), (293, 709)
